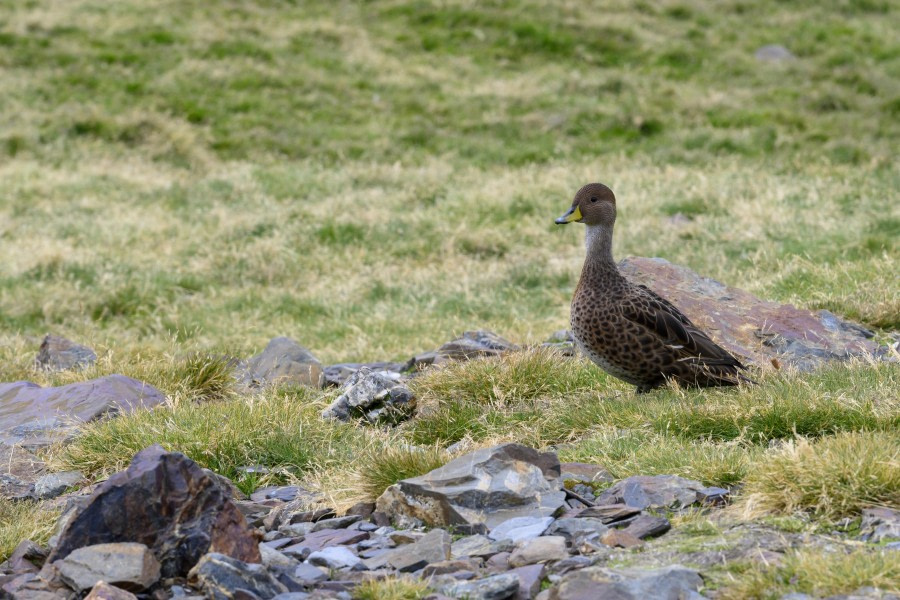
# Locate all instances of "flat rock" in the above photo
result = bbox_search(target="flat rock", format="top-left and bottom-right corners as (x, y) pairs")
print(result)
(251, 484), (309, 503)
(549, 565), (703, 600)
(83, 581), (139, 600)
(575, 504), (641, 524)
(437, 331), (520, 361)
(451, 535), (512, 559)
(49, 444), (260, 578)
(508, 536), (568, 567)
(285, 528), (369, 554)
(596, 475), (706, 511)
(188, 552), (288, 600)
(307, 546), (362, 570)
(622, 514), (671, 540)
(860, 507), (900, 543)
(55, 543), (160, 592)
(508, 564), (546, 600)
(292, 562), (329, 583)
(259, 544), (299, 569)
(547, 518), (609, 543)
(376, 443), (565, 530)
(238, 337), (324, 389)
(490, 517), (555, 544)
(32, 471), (83, 500)
(620, 257), (885, 372)
(559, 463), (613, 484)
(387, 528), (450, 572)
(321, 367), (415, 424)
(599, 529), (643, 549)
(436, 572), (521, 600)
(35, 335), (97, 372)
(323, 362), (406, 387)
(0, 375), (165, 448)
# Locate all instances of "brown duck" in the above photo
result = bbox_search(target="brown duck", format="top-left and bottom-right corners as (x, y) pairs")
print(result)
(556, 183), (749, 393)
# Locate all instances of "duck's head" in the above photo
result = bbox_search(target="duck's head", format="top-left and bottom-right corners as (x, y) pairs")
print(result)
(555, 183), (617, 227)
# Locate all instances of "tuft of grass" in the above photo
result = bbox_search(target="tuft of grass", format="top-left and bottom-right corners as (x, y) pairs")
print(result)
(721, 547), (900, 599)
(352, 576), (431, 600)
(741, 431), (900, 520)
(0, 499), (58, 562)
(356, 443), (450, 501)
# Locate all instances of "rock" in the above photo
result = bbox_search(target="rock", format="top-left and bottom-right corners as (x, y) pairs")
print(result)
(696, 487), (729, 506)
(547, 518), (609, 543)
(0, 445), (47, 500)
(559, 463), (613, 484)
(437, 331), (520, 361)
(619, 257), (885, 372)
(55, 543), (160, 592)
(34, 335), (97, 372)
(292, 562), (329, 583)
(508, 537), (568, 567)
(575, 504), (641, 524)
(599, 530), (643, 549)
(451, 535), (512, 559)
(4, 539), (48, 573)
(83, 581), (138, 600)
(0, 375), (165, 449)
(323, 363), (406, 387)
(310, 515), (361, 531)
(549, 565), (703, 600)
(490, 517), (555, 544)
(188, 553), (288, 600)
(239, 337), (324, 389)
(203, 469), (248, 501)
(283, 528), (369, 555)
(542, 331), (576, 357)
(346, 502), (375, 519)
(595, 475), (707, 511)
(251, 484), (311, 504)
(321, 367), (415, 424)
(307, 546), (362, 570)
(376, 443), (565, 530)
(49, 444), (260, 578)
(508, 564), (546, 600)
(436, 572), (521, 600)
(622, 515), (671, 540)
(387, 528), (451, 572)
(32, 471), (83, 500)
(486, 552), (511, 572)
(261, 491), (327, 529)
(860, 507), (900, 543)
(259, 544), (299, 570)
(755, 44), (795, 62)
(423, 559), (481, 577)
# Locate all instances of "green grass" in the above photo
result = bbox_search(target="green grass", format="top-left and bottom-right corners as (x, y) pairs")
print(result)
(0, 499), (58, 562)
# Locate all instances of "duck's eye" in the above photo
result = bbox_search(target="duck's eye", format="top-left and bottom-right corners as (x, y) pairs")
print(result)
(590, 197), (598, 203)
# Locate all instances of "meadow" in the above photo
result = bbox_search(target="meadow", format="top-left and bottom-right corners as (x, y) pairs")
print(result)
(0, 0), (898, 597)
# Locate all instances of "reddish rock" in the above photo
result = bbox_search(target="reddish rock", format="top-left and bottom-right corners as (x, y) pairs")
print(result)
(48, 445), (260, 577)
(83, 581), (138, 600)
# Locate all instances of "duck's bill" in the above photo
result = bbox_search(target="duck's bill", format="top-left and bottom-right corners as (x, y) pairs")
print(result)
(555, 205), (582, 224)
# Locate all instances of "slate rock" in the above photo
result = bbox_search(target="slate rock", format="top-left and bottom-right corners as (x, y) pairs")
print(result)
(262, 491), (328, 529)
(259, 544), (299, 570)
(345, 501), (376, 519)
(4, 539), (47, 573)
(32, 471), (83, 500)
(292, 562), (329, 583)
(423, 559), (482, 577)
(620, 257), (885, 372)
(188, 552), (288, 600)
(251, 484), (308, 503)
(508, 564), (546, 600)
(622, 514), (671, 540)
(387, 528), (450, 572)
(575, 504), (642, 524)
(307, 546), (362, 570)
(49, 444), (260, 578)
(451, 535), (513, 559)
(559, 462), (613, 484)
(322, 363), (406, 387)
(696, 486), (730, 506)
(490, 517), (555, 544)
(548, 518), (609, 543)
(0, 375), (165, 448)
(596, 475), (706, 511)
(284, 528), (369, 554)
(83, 581), (139, 600)
(55, 543), (160, 592)
(376, 443), (565, 530)
(321, 367), (415, 424)
(860, 507), (900, 543)
(437, 331), (520, 361)
(35, 335), (97, 372)
(239, 337), (324, 389)
(436, 572), (521, 600)
(549, 565), (703, 600)
(508, 536), (568, 568)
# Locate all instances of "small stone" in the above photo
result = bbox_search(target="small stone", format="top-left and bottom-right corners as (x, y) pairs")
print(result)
(83, 581), (138, 600)
(5, 539), (48, 573)
(755, 44), (795, 62)
(575, 504), (641, 524)
(307, 546), (363, 570)
(284, 528), (369, 554)
(599, 530), (643, 549)
(486, 552), (511, 572)
(35, 335), (97, 372)
(560, 463), (613, 484)
(311, 515), (361, 531)
(293, 562), (329, 583)
(436, 572), (521, 600)
(452, 534), (512, 559)
(509, 537), (568, 568)
(188, 552), (288, 600)
(490, 517), (555, 544)
(321, 367), (415, 423)
(345, 502), (375, 519)
(32, 471), (84, 500)
(250, 485), (306, 503)
(239, 337), (324, 389)
(259, 544), (299, 569)
(387, 528), (451, 572)
(595, 475), (706, 511)
(696, 487), (729, 506)
(548, 518), (609, 543)
(622, 515), (671, 540)
(508, 564), (545, 600)
(423, 560), (480, 577)
(56, 543), (161, 592)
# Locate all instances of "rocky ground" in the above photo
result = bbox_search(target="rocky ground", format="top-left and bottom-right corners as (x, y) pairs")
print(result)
(1, 260), (897, 599)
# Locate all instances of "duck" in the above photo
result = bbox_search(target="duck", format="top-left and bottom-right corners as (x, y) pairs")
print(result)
(555, 182), (749, 393)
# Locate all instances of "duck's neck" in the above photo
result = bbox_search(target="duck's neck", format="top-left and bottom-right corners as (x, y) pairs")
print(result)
(583, 224), (618, 275)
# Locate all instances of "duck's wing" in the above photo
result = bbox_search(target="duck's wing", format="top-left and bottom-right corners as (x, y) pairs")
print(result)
(621, 285), (746, 370)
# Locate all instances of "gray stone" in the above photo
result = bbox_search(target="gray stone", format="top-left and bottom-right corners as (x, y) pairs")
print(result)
(259, 544), (299, 569)
(5, 539), (48, 573)
(489, 517), (555, 544)
(423, 559), (482, 577)
(311, 515), (360, 531)
(251, 485), (308, 503)
(55, 543), (160, 592)
(282, 528), (369, 554)
(83, 581), (139, 600)
(436, 572), (521, 600)
(0, 445), (47, 500)
(292, 562), (329, 583)
(32, 471), (83, 500)
(622, 514), (671, 540)
(559, 463), (613, 484)
(35, 335), (97, 372)
(575, 504), (641, 524)
(323, 363), (406, 387)
(508, 564), (546, 600)
(451, 535), (513, 559)
(387, 528), (451, 572)
(0, 375), (165, 449)
(509, 537), (568, 567)
(549, 565), (703, 600)
(437, 331), (520, 361)
(377, 443), (564, 530)
(188, 553), (288, 600)
(596, 475), (706, 511)
(755, 44), (795, 62)
(307, 546), (362, 570)
(321, 367), (415, 424)
(239, 337), (324, 389)
(860, 507), (900, 543)
(547, 518), (609, 543)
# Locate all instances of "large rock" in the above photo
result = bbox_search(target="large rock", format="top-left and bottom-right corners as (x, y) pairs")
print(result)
(48, 445), (260, 578)
(34, 335), (97, 372)
(0, 375), (165, 449)
(619, 257), (886, 371)
(595, 475), (708, 511)
(321, 367), (415, 424)
(549, 565), (703, 600)
(188, 553), (288, 600)
(55, 543), (160, 592)
(376, 443), (566, 530)
(239, 337), (324, 389)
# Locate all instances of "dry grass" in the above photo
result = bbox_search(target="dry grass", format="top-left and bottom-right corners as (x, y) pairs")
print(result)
(0, 498), (58, 562)
(352, 576), (431, 600)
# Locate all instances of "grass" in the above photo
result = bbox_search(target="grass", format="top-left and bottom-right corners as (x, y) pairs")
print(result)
(356, 443), (451, 501)
(352, 577), (431, 600)
(0, 498), (58, 562)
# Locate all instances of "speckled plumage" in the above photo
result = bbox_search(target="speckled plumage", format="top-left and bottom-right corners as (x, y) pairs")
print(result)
(557, 183), (748, 393)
